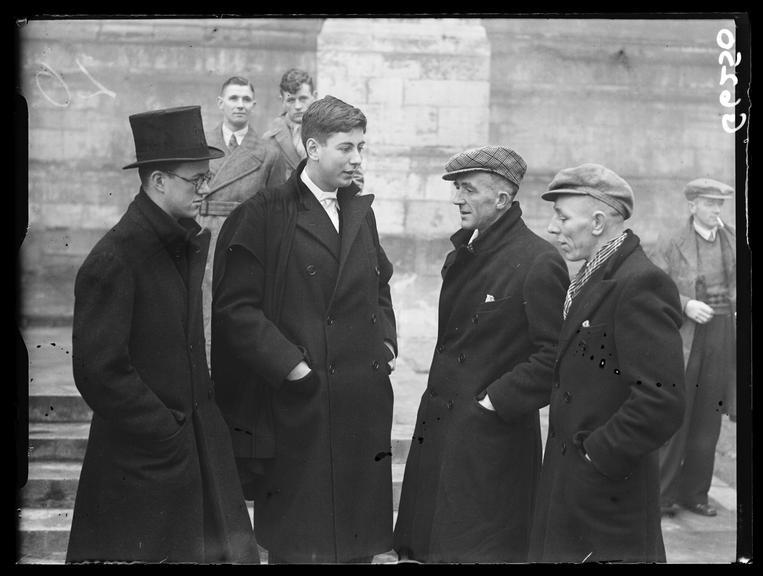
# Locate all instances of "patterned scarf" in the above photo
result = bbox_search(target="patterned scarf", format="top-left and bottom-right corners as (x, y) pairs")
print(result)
(563, 231), (628, 319)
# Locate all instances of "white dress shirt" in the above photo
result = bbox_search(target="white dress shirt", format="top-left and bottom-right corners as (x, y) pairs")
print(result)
(693, 217), (724, 242)
(222, 124), (249, 149)
(301, 169), (340, 233)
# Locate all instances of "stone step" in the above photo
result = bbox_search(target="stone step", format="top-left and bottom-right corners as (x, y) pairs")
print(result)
(17, 508), (72, 563)
(29, 422), (90, 461)
(20, 462), (82, 509)
(30, 396), (92, 423)
(24, 420), (414, 465)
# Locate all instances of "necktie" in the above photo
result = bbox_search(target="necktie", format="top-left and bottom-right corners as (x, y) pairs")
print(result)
(229, 134), (239, 150)
(321, 197), (340, 233)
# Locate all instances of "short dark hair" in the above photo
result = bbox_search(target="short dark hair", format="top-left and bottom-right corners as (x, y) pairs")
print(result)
(138, 161), (182, 187)
(279, 68), (315, 94)
(301, 96), (367, 149)
(220, 76), (255, 96)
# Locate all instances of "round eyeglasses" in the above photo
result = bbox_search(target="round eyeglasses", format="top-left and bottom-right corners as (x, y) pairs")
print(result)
(165, 171), (213, 191)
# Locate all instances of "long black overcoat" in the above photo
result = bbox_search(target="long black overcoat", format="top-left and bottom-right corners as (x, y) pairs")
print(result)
(211, 162), (397, 563)
(528, 231), (685, 563)
(66, 190), (257, 563)
(393, 204), (570, 563)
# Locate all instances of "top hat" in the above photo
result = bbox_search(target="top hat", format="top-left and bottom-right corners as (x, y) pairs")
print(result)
(123, 105), (224, 169)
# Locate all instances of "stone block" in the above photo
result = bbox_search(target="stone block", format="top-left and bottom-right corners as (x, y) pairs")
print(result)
(404, 79), (489, 108)
(404, 198), (460, 239)
(371, 198), (406, 236)
(436, 105), (490, 148)
(368, 77), (404, 106)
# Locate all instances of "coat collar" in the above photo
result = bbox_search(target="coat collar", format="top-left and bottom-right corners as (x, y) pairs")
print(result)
(448, 201), (525, 254)
(134, 188), (201, 252)
(265, 115), (302, 170)
(556, 229), (640, 358)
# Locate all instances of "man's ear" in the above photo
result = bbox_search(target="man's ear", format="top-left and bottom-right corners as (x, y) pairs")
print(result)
(149, 170), (166, 193)
(305, 137), (320, 161)
(216, 96), (224, 112)
(591, 210), (607, 236)
(496, 190), (511, 210)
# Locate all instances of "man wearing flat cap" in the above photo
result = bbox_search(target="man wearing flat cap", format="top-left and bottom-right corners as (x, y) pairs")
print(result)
(528, 163), (685, 563)
(653, 178), (736, 519)
(66, 106), (258, 563)
(394, 145), (570, 563)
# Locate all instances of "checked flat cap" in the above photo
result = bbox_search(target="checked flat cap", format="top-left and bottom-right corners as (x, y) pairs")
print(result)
(541, 163), (634, 220)
(442, 145), (527, 187)
(683, 178), (734, 201)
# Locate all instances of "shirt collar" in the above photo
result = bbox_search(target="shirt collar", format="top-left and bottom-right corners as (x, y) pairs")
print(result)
(301, 167), (338, 202)
(693, 217), (723, 241)
(222, 124), (249, 147)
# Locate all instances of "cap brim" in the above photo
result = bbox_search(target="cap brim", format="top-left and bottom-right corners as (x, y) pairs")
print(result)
(442, 167), (501, 181)
(690, 193), (730, 200)
(123, 145), (225, 169)
(540, 188), (591, 202)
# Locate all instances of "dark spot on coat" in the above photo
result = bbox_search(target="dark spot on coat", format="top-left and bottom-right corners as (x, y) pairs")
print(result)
(374, 451), (392, 462)
(417, 436), (425, 445)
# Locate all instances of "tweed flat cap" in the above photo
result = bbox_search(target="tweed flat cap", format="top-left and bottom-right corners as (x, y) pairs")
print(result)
(442, 145), (527, 187)
(684, 178), (734, 201)
(541, 163), (634, 220)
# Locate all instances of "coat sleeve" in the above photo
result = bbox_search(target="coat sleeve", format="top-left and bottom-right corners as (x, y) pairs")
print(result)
(212, 202), (304, 389)
(485, 249), (569, 423)
(263, 142), (288, 189)
(72, 251), (179, 441)
(583, 269), (686, 480)
(368, 208), (397, 357)
(651, 233), (690, 313)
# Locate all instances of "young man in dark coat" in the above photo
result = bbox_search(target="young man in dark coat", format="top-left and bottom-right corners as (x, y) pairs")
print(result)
(393, 146), (570, 563)
(529, 163), (686, 563)
(66, 106), (258, 564)
(212, 95), (397, 564)
(654, 179), (736, 518)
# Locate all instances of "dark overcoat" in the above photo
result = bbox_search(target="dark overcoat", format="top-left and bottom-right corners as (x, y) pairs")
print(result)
(211, 161), (397, 563)
(66, 190), (257, 564)
(197, 123), (286, 359)
(393, 204), (570, 563)
(528, 231), (685, 563)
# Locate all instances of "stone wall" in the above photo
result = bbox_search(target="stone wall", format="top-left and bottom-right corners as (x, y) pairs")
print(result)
(18, 18), (740, 371)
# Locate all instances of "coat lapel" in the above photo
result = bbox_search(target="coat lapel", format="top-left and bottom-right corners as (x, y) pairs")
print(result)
(272, 122), (301, 170)
(296, 184), (341, 261)
(187, 229), (211, 338)
(206, 126), (266, 196)
(674, 219), (699, 281)
(336, 190), (373, 278)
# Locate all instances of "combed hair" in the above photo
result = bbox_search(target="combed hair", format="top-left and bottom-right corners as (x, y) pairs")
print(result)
(220, 76), (255, 96)
(301, 95), (367, 149)
(279, 68), (315, 94)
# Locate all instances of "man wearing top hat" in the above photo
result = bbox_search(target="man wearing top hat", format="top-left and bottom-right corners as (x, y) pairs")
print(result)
(393, 146), (570, 563)
(211, 95), (397, 563)
(66, 106), (258, 563)
(528, 164), (685, 563)
(198, 76), (286, 362)
(653, 179), (736, 519)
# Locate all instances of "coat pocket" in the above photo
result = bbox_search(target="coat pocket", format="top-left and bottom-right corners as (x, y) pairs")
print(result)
(476, 294), (512, 313)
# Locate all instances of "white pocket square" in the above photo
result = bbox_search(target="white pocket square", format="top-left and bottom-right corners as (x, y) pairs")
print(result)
(581, 320), (590, 327)
(485, 294), (495, 303)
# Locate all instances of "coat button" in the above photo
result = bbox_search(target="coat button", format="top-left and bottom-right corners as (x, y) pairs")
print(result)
(561, 441), (567, 455)
(374, 265), (380, 276)
(457, 353), (466, 364)
(563, 391), (572, 403)
(328, 362), (336, 375)
(193, 400), (199, 411)
(554, 381), (560, 389)
(436, 344), (445, 353)
(472, 314), (479, 324)
(370, 313), (377, 324)
(327, 316), (334, 326)
(372, 360), (380, 371)
(447, 400), (454, 410)
(173, 411), (186, 423)
(306, 264), (317, 276)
